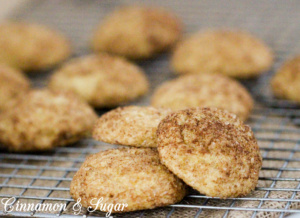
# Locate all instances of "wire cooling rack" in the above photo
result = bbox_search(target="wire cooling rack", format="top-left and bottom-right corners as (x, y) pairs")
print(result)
(1, 0), (300, 217)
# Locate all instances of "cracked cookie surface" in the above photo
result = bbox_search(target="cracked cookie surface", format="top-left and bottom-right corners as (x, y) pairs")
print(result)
(93, 106), (171, 147)
(157, 107), (262, 198)
(70, 147), (187, 212)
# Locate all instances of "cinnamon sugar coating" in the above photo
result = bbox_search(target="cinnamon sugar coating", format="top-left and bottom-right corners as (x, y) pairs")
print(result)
(0, 89), (97, 152)
(70, 147), (187, 213)
(49, 54), (149, 107)
(171, 30), (273, 78)
(151, 74), (253, 121)
(93, 106), (171, 147)
(157, 108), (262, 198)
(271, 55), (300, 103)
(0, 64), (30, 110)
(91, 6), (182, 59)
(0, 22), (71, 71)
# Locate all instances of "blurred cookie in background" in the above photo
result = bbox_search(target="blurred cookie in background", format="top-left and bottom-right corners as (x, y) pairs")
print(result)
(93, 106), (171, 147)
(171, 30), (273, 78)
(271, 55), (300, 103)
(0, 89), (97, 152)
(151, 74), (253, 121)
(70, 147), (187, 213)
(0, 64), (30, 110)
(48, 54), (149, 108)
(0, 22), (71, 71)
(91, 6), (182, 59)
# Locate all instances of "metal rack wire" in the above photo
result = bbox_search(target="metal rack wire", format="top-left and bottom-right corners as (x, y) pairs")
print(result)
(0, 0), (300, 217)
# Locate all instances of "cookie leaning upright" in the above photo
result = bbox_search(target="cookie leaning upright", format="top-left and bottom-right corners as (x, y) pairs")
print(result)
(0, 64), (30, 110)
(93, 106), (171, 147)
(0, 89), (97, 152)
(0, 22), (71, 71)
(271, 55), (300, 103)
(151, 74), (254, 121)
(70, 148), (187, 213)
(157, 108), (262, 198)
(91, 6), (182, 59)
(48, 54), (149, 108)
(171, 30), (273, 78)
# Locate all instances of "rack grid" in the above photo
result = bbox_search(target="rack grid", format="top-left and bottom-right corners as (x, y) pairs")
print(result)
(0, 0), (300, 217)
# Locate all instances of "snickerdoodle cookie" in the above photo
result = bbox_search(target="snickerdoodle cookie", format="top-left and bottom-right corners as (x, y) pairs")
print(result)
(271, 55), (300, 103)
(93, 106), (171, 147)
(0, 89), (97, 152)
(151, 74), (253, 121)
(171, 30), (273, 78)
(91, 6), (182, 59)
(157, 108), (262, 198)
(70, 148), (187, 213)
(0, 64), (30, 110)
(0, 22), (71, 71)
(49, 54), (149, 108)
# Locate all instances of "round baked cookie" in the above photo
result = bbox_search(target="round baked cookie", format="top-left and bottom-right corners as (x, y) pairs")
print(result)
(151, 74), (254, 121)
(70, 147), (187, 213)
(157, 108), (262, 198)
(0, 22), (71, 71)
(271, 55), (300, 103)
(0, 64), (30, 110)
(0, 89), (97, 152)
(93, 106), (171, 147)
(48, 54), (149, 108)
(91, 6), (182, 59)
(171, 30), (273, 78)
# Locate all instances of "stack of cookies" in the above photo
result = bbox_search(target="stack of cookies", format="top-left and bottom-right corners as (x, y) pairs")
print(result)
(70, 107), (262, 213)
(0, 3), (299, 216)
